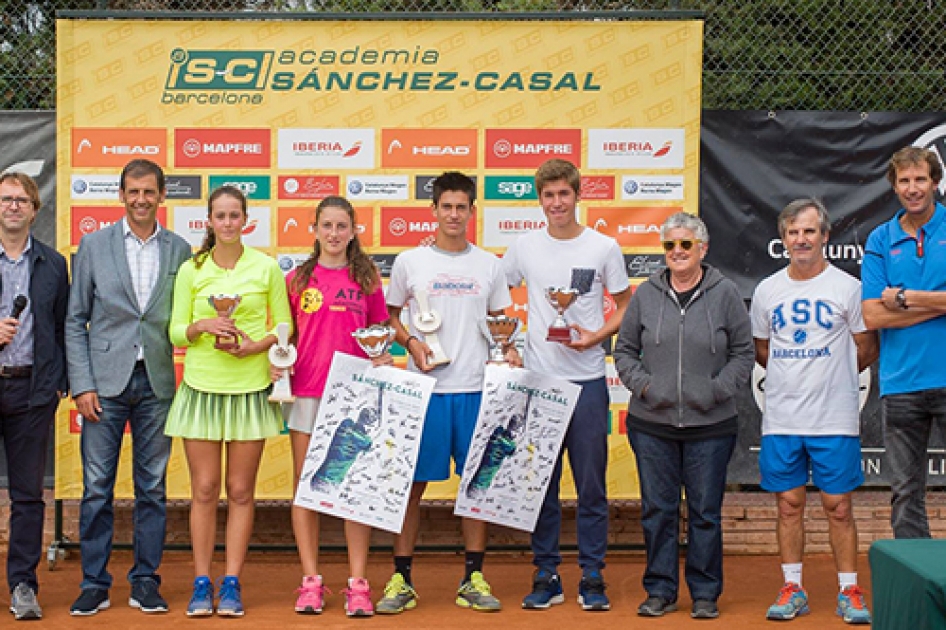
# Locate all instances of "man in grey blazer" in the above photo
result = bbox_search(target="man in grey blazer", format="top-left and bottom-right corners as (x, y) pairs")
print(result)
(65, 159), (191, 616)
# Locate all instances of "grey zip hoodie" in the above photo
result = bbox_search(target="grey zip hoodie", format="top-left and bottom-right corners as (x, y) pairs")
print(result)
(613, 264), (754, 429)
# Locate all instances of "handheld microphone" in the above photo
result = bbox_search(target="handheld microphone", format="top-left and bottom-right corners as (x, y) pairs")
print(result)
(0, 294), (28, 351)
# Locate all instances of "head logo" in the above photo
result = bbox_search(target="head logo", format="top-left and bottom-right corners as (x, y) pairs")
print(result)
(493, 139), (512, 158)
(594, 218), (608, 231)
(72, 128), (167, 167)
(390, 217), (407, 236)
(380, 129), (477, 168)
(587, 206), (679, 247)
(283, 218), (299, 232)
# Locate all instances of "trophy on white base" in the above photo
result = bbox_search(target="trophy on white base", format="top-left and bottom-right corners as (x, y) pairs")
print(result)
(268, 322), (297, 403)
(483, 315), (521, 366)
(412, 289), (450, 367)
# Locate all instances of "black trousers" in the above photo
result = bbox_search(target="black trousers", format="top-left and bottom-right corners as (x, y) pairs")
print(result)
(0, 376), (56, 593)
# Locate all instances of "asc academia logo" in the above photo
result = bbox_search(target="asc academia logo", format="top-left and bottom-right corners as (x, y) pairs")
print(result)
(164, 49), (274, 105)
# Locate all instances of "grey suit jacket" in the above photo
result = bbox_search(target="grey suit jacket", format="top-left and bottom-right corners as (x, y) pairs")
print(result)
(66, 220), (192, 400)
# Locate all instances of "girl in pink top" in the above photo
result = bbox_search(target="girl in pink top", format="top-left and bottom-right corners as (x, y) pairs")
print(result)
(278, 196), (389, 617)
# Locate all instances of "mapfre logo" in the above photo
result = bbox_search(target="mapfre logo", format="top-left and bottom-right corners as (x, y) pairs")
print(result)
(72, 128), (167, 168)
(380, 207), (476, 247)
(587, 206), (680, 248)
(381, 128), (477, 168)
(587, 129), (685, 169)
(277, 129), (375, 169)
(580, 176), (615, 200)
(484, 129), (581, 168)
(70, 206), (168, 246)
(278, 176), (340, 200)
(277, 206), (372, 248)
(174, 128), (270, 168)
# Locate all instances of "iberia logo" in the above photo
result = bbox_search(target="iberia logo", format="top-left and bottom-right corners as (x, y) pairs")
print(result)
(301, 288), (324, 313)
(343, 142), (363, 158)
(653, 142), (673, 157)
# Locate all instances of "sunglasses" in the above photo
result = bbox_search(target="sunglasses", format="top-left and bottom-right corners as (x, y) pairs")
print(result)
(661, 239), (702, 252)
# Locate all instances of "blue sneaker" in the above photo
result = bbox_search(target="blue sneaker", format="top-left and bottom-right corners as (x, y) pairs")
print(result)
(217, 576), (244, 617)
(522, 569), (564, 610)
(766, 582), (809, 620)
(837, 585), (872, 625)
(578, 570), (610, 611)
(187, 576), (214, 617)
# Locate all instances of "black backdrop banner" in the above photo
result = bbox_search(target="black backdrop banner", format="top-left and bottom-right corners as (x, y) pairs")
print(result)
(701, 110), (946, 485)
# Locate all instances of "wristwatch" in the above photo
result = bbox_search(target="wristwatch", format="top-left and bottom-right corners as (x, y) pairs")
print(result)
(895, 288), (909, 310)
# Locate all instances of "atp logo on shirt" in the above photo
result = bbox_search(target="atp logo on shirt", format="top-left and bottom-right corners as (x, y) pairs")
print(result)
(301, 288), (324, 313)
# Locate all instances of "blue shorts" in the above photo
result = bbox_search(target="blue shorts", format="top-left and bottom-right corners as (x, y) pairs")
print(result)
(414, 392), (482, 482)
(759, 435), (864, 495)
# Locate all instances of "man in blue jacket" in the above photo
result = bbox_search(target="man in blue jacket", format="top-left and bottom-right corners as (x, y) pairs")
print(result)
(0, 171), (69, 620)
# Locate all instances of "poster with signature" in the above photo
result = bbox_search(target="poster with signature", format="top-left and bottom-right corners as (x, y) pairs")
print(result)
(294, 352), (435, 534)
(455, 365), (580, 532)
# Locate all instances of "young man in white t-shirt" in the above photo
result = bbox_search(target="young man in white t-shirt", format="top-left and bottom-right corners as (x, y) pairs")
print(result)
(381, 171), (516, 614)
(750, 199), (878, 625)
(503, 159), (631, 612)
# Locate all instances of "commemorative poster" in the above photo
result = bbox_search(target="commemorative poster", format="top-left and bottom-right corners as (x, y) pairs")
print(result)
(294, 351), (435, 533)
(454, 365), (580, 531)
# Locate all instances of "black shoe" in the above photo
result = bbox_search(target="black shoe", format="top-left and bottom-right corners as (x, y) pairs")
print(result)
(638, 595), (677, 617)
(691, 599), (719, 619)
(129, 579), (168, 614)
(70, 588), (111, 616)
(577, 571), (610, 611)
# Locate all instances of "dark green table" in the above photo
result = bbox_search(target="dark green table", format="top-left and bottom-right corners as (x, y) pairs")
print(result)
(870, 539), (946, 630)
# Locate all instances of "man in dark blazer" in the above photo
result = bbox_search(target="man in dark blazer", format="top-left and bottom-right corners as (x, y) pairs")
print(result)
(0, 171), (68, 620)
(65, 159), (191, 616)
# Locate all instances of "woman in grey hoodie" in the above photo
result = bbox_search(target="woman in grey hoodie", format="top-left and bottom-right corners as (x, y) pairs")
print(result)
(614, 212), (753, 620)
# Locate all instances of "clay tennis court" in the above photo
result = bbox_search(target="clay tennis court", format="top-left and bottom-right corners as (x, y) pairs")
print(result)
(24, 550), (870, 628)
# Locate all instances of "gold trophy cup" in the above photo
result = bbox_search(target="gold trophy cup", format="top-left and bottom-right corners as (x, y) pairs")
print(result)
(208, 294), (242, 350)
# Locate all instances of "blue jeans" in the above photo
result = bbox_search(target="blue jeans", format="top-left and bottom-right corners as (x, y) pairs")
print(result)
(628, 429), (735, 603)
(531, 377), (609, 573)
(883, 388), (946, 539)
(79, 364), (172, 589)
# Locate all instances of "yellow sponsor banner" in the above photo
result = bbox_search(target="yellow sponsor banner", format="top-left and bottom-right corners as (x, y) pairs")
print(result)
(56, 18), (702, 500)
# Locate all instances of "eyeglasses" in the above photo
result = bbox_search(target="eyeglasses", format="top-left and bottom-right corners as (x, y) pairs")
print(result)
(0, 196), (32, 208)
(661, 239), (701, 252)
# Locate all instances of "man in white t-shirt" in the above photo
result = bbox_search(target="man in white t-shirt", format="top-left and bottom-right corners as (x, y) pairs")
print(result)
(381, 171), (516, 614)
(750, 198), (878, 626)
(504, 159), (631, 612)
